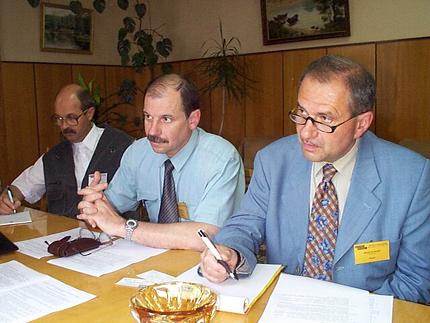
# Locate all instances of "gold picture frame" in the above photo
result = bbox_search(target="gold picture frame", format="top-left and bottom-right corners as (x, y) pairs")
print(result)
(261, 0), (350, 45)
(40, 2), (93, 54)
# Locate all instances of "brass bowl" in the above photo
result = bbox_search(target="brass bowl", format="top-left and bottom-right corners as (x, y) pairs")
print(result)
(130, 281), (217, 323)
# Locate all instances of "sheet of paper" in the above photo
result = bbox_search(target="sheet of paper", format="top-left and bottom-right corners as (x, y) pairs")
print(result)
(259, 274), (371, 323)
(48, 239), (166, 277)
(0, 210), (32, 226)
(0, 260), (95, 323)
(136, 270), (176, 283)
(16, 227), (83, 259)
(116, 277), (151, 288)
(370, 294), (393, 323)
(177, 263), (283, 314)
(117, 270), (176, 288)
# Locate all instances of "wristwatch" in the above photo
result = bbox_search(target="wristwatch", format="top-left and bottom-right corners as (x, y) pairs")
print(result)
(124, 219), (138, 241)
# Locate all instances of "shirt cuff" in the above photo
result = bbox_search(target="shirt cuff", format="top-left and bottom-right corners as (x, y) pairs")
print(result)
(234, 249), (252, 275)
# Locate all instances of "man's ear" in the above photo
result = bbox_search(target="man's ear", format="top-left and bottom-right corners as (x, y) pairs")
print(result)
(354, 111), (373, 139)
(188, 109), (201, 130)
(86, 106), (96, 121)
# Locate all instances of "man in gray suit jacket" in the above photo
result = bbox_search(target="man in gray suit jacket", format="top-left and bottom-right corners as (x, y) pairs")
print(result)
(200, 55), (430, 304)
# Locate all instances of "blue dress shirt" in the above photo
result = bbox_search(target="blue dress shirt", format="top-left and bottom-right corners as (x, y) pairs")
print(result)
(106, 128), (245, 226)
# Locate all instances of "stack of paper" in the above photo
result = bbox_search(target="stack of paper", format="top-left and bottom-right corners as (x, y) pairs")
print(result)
(0, 260), (95, 322)
(259, 274), (393, 323)
(177, 264), (283, 314)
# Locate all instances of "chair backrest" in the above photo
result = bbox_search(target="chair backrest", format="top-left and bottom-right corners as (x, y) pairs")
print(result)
(240, 136), (279, 169)
(239, 136), (279, 186)
(398, 138), (430, 159)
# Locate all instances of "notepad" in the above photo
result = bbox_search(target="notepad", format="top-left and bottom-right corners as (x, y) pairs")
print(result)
(0, 210), (32, 226)
(177, 263), (283, 314)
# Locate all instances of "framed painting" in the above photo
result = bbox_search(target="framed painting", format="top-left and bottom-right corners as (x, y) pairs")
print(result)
(261, 0), (350, 45)
(40, 2), (93, 54)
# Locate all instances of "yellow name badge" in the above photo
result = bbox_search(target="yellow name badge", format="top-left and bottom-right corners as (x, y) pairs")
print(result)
(178, 202), (189, 219)
(353, 240), (390, 265)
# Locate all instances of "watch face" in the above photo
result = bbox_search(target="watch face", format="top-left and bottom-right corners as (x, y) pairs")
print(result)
(126, 219), (138, 228)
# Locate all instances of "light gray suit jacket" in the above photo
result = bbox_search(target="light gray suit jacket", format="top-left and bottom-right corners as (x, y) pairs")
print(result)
(215, 132), (430, 303)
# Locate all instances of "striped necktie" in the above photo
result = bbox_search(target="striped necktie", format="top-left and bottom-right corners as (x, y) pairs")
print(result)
(302, 163), (339, 281)
(158, 160), (179, 223)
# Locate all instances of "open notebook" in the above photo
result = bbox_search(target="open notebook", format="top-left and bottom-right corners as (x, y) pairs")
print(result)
(177, 263), (283, 314)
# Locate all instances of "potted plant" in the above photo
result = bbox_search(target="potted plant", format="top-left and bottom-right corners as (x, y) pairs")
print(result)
(199, 21), (254, 135)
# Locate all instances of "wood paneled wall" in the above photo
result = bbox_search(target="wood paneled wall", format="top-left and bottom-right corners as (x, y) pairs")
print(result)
(1, 37), (429, 186)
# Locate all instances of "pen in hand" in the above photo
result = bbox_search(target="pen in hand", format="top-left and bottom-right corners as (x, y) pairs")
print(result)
(7, 187), (17, 214)
(198, 229), (238, 280)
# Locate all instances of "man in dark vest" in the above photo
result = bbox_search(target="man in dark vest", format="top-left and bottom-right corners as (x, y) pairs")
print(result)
(0, 84), (134, 218)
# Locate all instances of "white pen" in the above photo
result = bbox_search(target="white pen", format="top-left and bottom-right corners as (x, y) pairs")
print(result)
(7, 187), (17, 214)
(198, 229), (238, 280)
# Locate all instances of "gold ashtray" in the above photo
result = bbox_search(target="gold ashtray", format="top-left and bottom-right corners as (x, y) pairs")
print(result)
(130, 281), (218, 323)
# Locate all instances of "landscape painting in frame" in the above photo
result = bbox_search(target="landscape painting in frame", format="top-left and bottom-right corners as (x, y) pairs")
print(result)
(41, 2), (93, 54)
(261, 0), (350, 45)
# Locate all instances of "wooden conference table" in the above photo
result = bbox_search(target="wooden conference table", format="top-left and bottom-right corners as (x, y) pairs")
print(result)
(1, 208), (429, 323)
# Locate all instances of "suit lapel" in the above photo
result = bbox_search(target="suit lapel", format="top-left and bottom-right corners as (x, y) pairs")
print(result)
(334, 134), (382, 264)
(283, 150), (312, 254)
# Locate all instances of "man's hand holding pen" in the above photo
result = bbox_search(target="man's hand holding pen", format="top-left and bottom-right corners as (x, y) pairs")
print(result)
(199, 230), (239, 283)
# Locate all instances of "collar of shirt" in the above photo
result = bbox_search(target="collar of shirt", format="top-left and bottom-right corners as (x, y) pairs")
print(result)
(156, 128), (200, 172)
(72, 123), (104, 155)
(311, 139), (360, 222)
(313, 139), (359, 179)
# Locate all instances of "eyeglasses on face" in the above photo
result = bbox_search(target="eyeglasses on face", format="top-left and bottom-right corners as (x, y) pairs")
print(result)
(51, 109), (88, 126)
(288, 109), (360, 133)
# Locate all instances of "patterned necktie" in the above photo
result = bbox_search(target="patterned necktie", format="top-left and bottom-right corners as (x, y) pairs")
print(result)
(158, 160), (179, 223)
(302, 163), (339, 281)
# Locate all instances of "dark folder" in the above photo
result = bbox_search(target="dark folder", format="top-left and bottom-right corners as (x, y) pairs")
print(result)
(0, 232), (18, 254)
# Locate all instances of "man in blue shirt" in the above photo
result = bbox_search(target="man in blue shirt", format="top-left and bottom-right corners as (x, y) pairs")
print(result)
(78, 74), (245, 251)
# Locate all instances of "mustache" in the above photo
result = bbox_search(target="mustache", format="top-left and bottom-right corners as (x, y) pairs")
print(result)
(62, 128), (76, 135)
(147, 135), (168, 144)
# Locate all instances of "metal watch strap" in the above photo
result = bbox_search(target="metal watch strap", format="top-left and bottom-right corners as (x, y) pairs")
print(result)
(125, 219), (138, 241)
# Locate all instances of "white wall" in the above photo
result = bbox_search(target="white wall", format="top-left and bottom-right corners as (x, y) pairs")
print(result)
(1, 0), (430, 64)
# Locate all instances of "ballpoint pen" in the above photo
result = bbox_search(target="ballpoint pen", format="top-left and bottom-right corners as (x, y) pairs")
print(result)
(198, 229), (238, 280)
(7, 187), (17, 214)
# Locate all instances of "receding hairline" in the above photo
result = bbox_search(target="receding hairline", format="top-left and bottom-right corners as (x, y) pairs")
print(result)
(145, 74), (185, 98)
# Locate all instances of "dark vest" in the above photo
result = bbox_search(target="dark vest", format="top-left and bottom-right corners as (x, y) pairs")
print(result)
(42, 124), (134, 218)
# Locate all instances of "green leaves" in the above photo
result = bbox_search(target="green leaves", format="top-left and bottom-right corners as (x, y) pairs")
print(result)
(131, 52), (146, 72)
(135, 3), (147, 18)
(199, 20), (254, 134)
(69, 1), (83, 15)
(93, 0), (106, 13)
(77, 74), (102, 109)
(118, 28), (128, 41)
(135, 31), (153, 48)
(117, 0), (129, 10)
(117, 39), (130, 56)
(123, 17), (136, 33)
(156, 38), (173, 58)
(113, 2), (172, 74)
(161, 63), (173, 75)
(27, 0), (40, 8)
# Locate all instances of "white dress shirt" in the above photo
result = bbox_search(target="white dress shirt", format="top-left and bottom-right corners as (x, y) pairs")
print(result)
(12, 124), (104, 203)
(310, 139), (359, 224)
